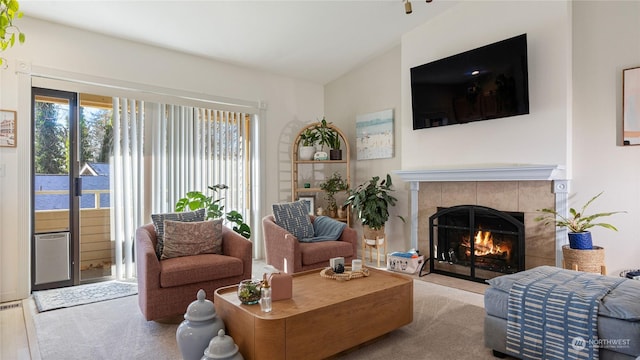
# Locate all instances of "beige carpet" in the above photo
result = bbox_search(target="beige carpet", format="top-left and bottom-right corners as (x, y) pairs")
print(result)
(28, 279), (496, 360)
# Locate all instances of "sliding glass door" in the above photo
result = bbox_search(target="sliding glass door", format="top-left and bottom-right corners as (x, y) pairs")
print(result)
(32, 88), (78, 290)
(32, 88), (116, 290)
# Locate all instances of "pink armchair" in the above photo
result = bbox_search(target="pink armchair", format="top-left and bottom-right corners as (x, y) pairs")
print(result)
(262, 215), (357, 273)
(135, 223), (252, 321)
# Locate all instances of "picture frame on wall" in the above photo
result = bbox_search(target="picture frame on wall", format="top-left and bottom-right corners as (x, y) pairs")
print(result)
(356, 109), (394, 160)
(298, 196), (315, 216)
(623, 66), (640, 146)
(0, 109), (17, 148)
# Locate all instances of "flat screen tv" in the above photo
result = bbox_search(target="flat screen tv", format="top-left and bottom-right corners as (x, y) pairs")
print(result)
(410, 34), (529, 130)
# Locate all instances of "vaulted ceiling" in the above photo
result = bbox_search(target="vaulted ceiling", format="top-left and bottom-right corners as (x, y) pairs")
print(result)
(20, 0), (459, 84)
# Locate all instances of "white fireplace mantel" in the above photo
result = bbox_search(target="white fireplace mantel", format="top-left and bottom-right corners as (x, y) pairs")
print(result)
(395, 164), (565, 182)
(394, 164), (569, 268)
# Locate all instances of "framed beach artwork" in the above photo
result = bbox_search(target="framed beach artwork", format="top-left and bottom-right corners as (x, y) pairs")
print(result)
(623, 67), (640, 146)
(0, 109), (17, 148)
(356, 109), (394, 160)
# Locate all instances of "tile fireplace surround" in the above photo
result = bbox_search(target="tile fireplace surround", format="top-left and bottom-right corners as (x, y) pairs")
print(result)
(395, 165), (568, 270)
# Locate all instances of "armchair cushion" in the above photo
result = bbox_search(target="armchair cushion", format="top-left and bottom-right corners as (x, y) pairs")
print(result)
(159, 253), (244, 288)
(272, 201), (314, 240)
(161, 219), (223, 259)
(151, 208), (206, 258)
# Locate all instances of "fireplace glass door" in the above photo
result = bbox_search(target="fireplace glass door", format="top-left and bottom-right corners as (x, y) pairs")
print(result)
(429, 205), (524, 282)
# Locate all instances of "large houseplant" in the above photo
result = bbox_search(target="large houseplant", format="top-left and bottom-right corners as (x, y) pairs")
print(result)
(319, 171), (348, 217)
(344, 174), (404, 232)
(175, 184), (251, 239)
(535, 191), (624, 249)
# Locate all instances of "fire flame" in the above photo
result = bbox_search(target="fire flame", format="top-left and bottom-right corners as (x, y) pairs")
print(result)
(462, 229), (511, 258)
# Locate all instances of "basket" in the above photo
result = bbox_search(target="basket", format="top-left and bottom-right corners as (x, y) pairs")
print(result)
(320, 266), (370, 281)
(562, 245), (606, 275)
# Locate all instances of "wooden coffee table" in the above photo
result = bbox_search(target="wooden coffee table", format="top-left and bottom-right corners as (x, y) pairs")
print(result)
(214, 267), (413, 360)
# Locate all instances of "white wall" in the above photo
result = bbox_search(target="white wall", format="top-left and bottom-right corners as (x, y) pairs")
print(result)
(571, 1), (640, 274)
(0, 17), (324, 301)
(325, 46), (409, 253)
(326, 0), (640, 275)
(401, 1), (571, 172)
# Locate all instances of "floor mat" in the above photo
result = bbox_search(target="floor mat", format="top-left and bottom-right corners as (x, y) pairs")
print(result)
(32, 281), (138, 312)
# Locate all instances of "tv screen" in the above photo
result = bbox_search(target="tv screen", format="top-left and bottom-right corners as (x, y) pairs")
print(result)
(410, 34), (529, 130)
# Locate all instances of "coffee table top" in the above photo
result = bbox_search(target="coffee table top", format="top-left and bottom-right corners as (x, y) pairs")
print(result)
(215, 267), (412, 319)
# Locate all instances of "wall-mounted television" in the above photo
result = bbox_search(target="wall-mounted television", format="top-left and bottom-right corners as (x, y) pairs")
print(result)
(410, 34), (529, 130)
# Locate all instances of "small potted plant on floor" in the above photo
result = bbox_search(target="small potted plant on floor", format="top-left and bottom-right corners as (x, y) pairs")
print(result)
(534, 191), (624, 250)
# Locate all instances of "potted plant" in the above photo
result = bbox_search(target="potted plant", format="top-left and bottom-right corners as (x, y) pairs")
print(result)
(535, 191), (624, 250)
(298, 127), (319, 160)
(314, 117), (332, 151)
(175, 184), (251, 239)
(327, 129), (342, 160)
(319, 171), (349, 218)
(344, 174), (404, 239)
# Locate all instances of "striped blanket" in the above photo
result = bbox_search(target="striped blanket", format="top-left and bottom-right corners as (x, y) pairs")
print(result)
(506, 266), (625, 360)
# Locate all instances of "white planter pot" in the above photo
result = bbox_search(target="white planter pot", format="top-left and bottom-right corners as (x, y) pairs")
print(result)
(299, 146), (316, 160)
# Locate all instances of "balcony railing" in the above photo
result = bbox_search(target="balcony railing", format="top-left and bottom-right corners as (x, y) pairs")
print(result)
(35, 189), (114, 274)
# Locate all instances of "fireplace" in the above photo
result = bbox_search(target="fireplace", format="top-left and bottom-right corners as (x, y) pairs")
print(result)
(429, 205), (525, 282)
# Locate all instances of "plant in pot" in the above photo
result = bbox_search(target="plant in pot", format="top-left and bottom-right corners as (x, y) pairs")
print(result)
(175, 184), (251, 239)
(298, 127), (319, 161)
(534, 191), (624, 250)
(313, 117), (333, 160)
(344, 174), (404, 239)
(319, 171), (349, 218)
(326, 129), (342, 160)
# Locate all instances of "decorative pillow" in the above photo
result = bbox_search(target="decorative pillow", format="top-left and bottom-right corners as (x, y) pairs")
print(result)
(160, 219), (223, 260)
(272, 201), (314, 240)
(151, 208), (206, 258)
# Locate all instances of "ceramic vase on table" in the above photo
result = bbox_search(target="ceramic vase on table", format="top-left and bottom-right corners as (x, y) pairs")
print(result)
(176, 289), (226, 360)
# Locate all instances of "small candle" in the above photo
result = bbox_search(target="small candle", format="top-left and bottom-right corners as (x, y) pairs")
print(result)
(352, 259), (362, 271)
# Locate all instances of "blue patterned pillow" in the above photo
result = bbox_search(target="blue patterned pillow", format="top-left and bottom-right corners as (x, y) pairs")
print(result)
(151, 208), (206, 259)
(272, 201), (314, 240)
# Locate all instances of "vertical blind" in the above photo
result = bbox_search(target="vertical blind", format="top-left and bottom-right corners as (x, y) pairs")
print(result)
(110, 97), (145, 279)
(110, 99), (251, 280)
